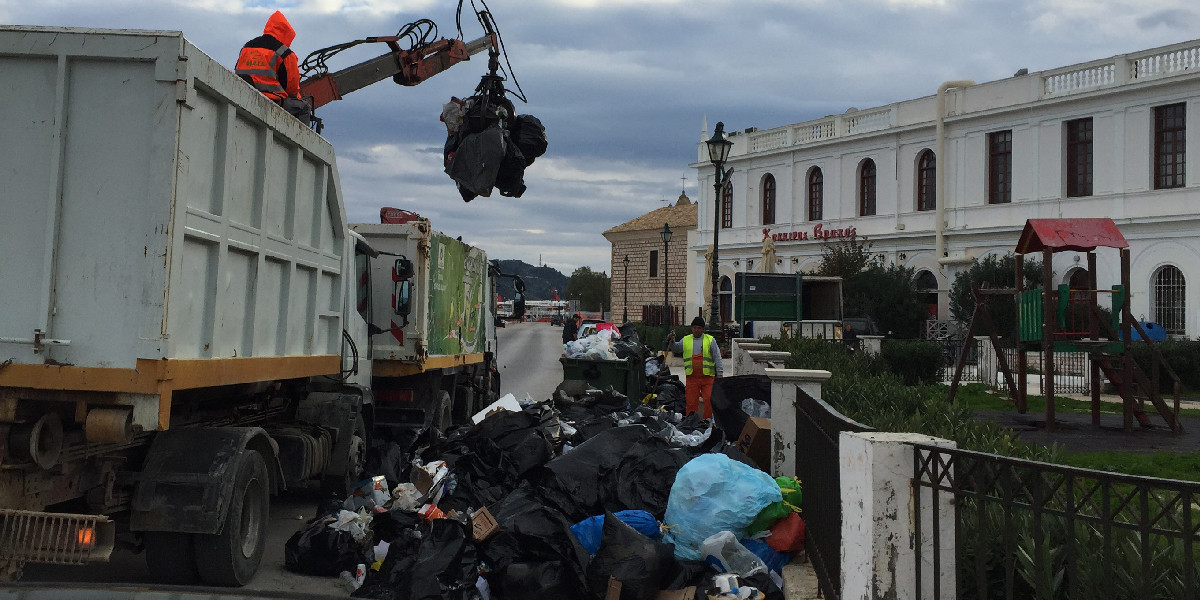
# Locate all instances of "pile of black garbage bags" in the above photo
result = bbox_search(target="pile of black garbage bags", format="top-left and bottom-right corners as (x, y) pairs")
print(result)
(284, 371), (802, 600)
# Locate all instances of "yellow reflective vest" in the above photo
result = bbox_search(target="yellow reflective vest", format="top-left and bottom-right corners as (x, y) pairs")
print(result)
(682, 334), (716, 376)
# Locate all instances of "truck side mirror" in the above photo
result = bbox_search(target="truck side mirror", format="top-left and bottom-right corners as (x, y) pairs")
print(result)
(392, 258), (414, 326)
(512, 276), (526, 320)
(512, 291), (525, 320)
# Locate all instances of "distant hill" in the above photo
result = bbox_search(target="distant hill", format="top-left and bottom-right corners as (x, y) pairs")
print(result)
(492, 259), (570, 301)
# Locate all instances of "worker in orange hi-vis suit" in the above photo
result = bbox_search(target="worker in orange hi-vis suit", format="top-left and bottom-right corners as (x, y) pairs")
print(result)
(235, 11), (310, 120)
(666, 316), (723, 418)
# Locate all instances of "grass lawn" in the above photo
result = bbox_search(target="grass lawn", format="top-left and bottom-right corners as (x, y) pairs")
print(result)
(951, 383), (1200, 482)
(951, 383), (1200, 419)
(1060, 450), (1200, 482)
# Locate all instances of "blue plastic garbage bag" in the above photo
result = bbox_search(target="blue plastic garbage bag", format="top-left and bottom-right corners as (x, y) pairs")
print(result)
(740, 538), (791, 574)
(570, 510), (661, 556)
(662, 453), (782, 560)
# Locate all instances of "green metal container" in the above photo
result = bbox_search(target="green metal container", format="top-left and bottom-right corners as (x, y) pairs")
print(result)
(560, 356), (644, 400)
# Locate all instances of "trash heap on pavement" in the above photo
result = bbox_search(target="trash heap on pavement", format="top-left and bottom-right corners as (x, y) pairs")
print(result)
(284, 365), (802, 600)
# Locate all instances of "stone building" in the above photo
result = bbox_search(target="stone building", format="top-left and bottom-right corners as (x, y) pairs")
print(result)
(603, 192), (698, 325)
(690, 38), (1200, 337)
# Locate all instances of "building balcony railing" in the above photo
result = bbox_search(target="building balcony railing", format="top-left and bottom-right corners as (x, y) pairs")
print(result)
(732, 38), (1200, 158)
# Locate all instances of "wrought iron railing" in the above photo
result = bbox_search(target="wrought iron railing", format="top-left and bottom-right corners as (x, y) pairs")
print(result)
(794, 385), (873, 600)
(998, 347), (1092, 395)
(912, 443), (1200, 599)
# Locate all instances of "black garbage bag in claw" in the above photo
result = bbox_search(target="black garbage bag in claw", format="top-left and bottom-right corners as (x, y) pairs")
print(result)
(446, 124), (506, 200)
(481, 483), (592, 600)
(510, 115), (547, 166)
(585, 511), (675, 600)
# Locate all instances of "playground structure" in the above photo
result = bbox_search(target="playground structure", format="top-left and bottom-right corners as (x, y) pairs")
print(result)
(948, 219), (1183, 433)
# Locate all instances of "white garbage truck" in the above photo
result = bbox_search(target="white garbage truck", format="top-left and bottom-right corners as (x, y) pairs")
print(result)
(0, 26), (503, 585)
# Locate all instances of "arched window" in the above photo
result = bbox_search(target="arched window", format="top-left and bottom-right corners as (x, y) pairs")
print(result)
(721, 183), (733, 229)
(761, 174), (776, 225)
(808, 167), (823, 221)
(720, 276), (733, 323)
(915, 270), (939, 320)
(859, 159), (877, 216)
(1153, 265), (1186, 336)
(917, 150), (936, 211)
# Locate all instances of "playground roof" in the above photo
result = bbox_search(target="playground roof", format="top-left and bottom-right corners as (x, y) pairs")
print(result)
(1015, 219), (1129, 254)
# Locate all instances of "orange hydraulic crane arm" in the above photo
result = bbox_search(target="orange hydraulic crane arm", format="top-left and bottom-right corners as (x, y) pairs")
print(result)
(300, 34), (494, 110)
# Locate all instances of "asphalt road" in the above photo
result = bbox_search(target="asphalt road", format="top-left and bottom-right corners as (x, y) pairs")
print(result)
(20, 321), (567, 596)
(496, 319), (569, 402)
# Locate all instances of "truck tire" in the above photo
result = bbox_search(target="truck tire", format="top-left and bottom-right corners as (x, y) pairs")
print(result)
(320, 416), (367, 498)
(435, 390), (453, 431)
(453, 386), (476, 424)
(144, 532), (199, 584)
(193, 450), (269, 586)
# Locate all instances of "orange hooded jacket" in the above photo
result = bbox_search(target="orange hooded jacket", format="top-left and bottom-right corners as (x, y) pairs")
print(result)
(235, 11), (300, 101)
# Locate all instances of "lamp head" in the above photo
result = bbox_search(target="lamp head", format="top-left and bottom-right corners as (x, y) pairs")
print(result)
(706, 121), (733, 165)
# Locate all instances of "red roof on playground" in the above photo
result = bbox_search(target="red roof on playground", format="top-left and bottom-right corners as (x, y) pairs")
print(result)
(1015, 219), (1129, 254)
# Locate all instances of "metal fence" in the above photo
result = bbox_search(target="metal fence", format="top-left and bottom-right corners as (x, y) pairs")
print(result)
(793, 385), (873, 600)
(935, 336), (984, 383)
(998, 347), (1093, 395)
(912, 443), (1200, 600)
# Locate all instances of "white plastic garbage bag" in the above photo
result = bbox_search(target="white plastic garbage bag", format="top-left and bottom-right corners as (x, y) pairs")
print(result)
(700, 531), (768, 578)
(742, 398), (771, 418)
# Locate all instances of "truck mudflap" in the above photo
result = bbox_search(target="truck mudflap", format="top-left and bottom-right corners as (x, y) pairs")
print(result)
(0, 509), (115, 565)
(129, 427), (283, 535)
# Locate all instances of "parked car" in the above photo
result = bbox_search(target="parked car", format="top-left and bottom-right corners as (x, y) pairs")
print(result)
(550, 313), (563, 326)
(842, 316), (880, 336)
(577, 322), (617, 339)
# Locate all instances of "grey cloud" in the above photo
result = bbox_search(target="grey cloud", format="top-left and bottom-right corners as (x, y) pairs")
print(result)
(1136, 9), (1195, 30)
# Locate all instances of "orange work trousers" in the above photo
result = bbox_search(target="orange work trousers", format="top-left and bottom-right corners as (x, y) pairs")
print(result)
(685, 373), (715, 418)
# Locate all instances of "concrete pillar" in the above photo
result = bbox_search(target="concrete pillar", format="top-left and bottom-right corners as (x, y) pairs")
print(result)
(840, 432), (957, 600)
(734, 342), (772, 375)
(859, 335), (883, 356)
(764, 368), (832, 477)
(975, 335), (996, 388)
(746, 350), (791, 375)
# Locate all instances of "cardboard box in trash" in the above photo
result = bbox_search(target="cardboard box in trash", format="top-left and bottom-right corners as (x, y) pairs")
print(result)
(737, 417), (771, 467)
(604, 577), (696, 600)
(471, 507), (499, 542)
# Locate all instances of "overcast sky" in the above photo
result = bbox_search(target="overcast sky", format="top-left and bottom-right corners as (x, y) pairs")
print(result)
(4, 0), (1198, 275)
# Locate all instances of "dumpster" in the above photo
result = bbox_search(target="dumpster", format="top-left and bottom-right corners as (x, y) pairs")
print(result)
(561, 356), (645, 399)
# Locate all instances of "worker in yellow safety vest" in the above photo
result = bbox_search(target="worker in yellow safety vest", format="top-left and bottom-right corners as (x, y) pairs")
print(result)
(666, 316), (723, 418)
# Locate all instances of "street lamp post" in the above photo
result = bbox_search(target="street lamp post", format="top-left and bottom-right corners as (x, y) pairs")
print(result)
(622, 255), (629, 323)
(706, 122), (733, 339)
(660, 223), (673, 342)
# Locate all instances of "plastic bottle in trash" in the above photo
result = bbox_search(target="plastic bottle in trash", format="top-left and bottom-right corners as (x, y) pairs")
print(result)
(338, 571), (360, 592)
(700, 531), (768, 578)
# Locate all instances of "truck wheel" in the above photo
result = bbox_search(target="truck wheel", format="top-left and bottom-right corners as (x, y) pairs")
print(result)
(193, 450), (269, 586)
(144, 532), (199, 584)
(453, 386), (476, 424)
(435, 390), (453, 431)
(320, 416), (367, 498)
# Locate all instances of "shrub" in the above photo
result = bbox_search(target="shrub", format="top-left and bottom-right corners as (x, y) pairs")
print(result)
(1130, 339), (1200, 393)
(879, 339), (943, 385)
(844, 263), (929, 339)
(767, 332), (1057, 462)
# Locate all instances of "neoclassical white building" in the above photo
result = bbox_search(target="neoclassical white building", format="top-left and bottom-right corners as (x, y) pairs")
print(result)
(688, 38), (1200, 338)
